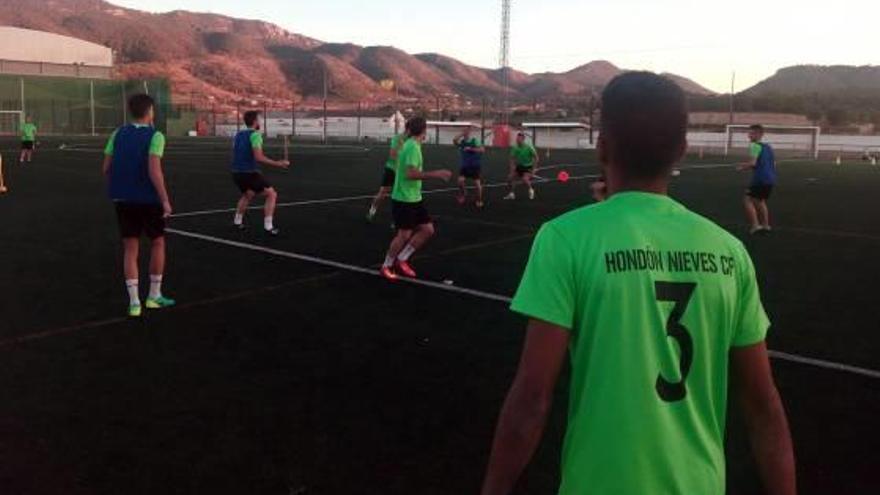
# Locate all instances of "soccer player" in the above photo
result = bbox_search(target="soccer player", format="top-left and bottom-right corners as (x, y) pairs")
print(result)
(380, 117), (452, 280)
(19, 116), (37, 163)
(453, 125), (486, 208)
(102, 94), (175, 317)
(739, 124), (777, 234)
(504, 132), (539, 200)
(481, 73), (795, 495)
(231, 110), (290, 235)
(367, 131), (405, 221)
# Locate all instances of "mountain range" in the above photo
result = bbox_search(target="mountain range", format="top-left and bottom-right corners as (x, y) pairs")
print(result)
(0, 0), (716, 104)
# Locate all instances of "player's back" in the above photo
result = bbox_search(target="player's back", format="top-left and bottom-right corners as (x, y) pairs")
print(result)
(514, 191), (768, 494)
(231, 129), (257, 173)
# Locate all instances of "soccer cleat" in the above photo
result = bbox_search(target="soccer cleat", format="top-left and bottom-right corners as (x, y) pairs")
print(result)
(475, 200), (485, 209)
(503, 192), (516, 200)
(264, 227), (280, 236)
(145, 296), (176, 309)
(128, 304), (142, 317)
(234, 222), (246, 231)
(528, 188), (536, 200)
(749, 225), (763, 235)
(366, 206), (377, 222)
(380, 266), (398, 281)
(396, 260), (417, 278)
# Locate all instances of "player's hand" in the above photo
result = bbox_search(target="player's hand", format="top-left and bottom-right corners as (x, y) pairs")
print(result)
(162, 201), (173, 218)
(279, 160), (291, 168)
(436, 169), (453, 182)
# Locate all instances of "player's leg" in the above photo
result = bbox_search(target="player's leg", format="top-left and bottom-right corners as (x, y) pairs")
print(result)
(395, 222), (434, 278)
(743, 193), (761, 234)
(262, 187), (279, 234)
(144, 206), (174, 309)
(19, 146), (25, 163)
(234, 190), (255, 228)
(504, 167), (518, 200)
(523, 172), (535, 199)
(368, 186), (390, 221)
(757, 199), (771, 231)
(381, 229), (413, 279)
(475, 178), (484, 208)
(122, 237), (141, 315)
(456, 175), (467, 204)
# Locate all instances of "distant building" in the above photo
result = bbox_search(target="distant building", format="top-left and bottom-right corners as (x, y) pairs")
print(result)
(0, 26), (113, 79)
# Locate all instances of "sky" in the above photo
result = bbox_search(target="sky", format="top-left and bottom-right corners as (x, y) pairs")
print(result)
(110, 0), (879, 93)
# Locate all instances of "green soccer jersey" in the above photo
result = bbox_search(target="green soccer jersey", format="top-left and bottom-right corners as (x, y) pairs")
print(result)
(104, 125), (166, 158)
(510, 143), (537, 167)
(250, 131), (264, 150)
(20, 122), (36, 142)
(386, 134), (403, 170)
(392, 138), (423, 203)
(511, 192), (769, 494)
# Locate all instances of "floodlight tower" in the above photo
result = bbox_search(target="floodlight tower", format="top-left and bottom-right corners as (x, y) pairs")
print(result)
(499, 0), (511, 125)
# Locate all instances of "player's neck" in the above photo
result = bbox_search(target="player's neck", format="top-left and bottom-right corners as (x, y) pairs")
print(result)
(131, 118), (151, 126)
(607, 177), (668, 196)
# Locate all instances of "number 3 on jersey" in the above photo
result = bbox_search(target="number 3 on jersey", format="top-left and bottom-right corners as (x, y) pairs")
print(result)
(654, 281), (697, 402)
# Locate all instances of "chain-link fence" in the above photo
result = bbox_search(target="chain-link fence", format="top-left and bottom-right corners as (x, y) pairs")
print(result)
(0, 75), (170, 136)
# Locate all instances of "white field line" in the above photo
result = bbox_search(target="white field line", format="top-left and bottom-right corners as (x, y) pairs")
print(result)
(166, 226), (880, 381)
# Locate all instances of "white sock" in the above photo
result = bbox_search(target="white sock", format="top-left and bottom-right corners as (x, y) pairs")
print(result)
(126, 279), (140, 306)
(397, 244), (416, 262)
(383, 255), (395, 268)
(264, 216), (274, 230)
(148, 274), (163, 299)
(234, 213), (244, 225)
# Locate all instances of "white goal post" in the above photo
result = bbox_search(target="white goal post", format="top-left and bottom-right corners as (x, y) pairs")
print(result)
(725, 124), (821, 160)
(0, 111), (23, 137)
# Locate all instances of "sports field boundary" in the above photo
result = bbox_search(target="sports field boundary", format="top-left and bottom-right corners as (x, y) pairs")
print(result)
(165, 226), (880, 381)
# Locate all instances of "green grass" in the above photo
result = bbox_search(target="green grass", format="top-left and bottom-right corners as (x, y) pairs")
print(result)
(0, 137), (877, 494)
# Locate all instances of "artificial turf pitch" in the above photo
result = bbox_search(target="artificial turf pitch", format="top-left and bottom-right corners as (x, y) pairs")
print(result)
(0, 137), (878, 494)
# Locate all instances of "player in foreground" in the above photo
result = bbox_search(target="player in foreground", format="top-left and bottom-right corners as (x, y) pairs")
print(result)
(367, 131), (405, 221)
(453, 125), (486, 208)
(481, 73), (795, 495)
(19, 115), (37, 163)
(739, 124), (777, 234)
(380, 117), (452, 280)
(504, 132), (539, 200)
(231, 110), (290, 235)
(102, 94), (175, 317)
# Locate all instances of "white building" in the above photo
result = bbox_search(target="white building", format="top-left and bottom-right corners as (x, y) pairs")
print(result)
(0, 26), (113, 78)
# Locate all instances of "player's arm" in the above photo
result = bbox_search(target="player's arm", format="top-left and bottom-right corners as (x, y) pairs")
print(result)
(738, 143), (761, 170)
(102, 130), (117, 175)
(481, 319), (569, 495)
(254, 147), (290, 168)
(731, 342), (796, 495)
(146, 132), (172, 217)
(403, 165), (451, 182)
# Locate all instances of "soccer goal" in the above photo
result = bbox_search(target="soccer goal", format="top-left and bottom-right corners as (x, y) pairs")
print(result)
(0, 111), (23, 136)
(725, 124), (821, 160)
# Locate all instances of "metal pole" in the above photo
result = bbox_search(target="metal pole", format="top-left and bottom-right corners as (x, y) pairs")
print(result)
(357, 101), (362, 142)
(589, 93), (595, 145)
(121, 82), (127, 125)
(90, 80), (95, 136)
(212, 102), (217, 137)
(322, 67), (328, 143)
(236, 100), (241, 132)
(291, 99), (296, 139)
(435, 96), (441, 144)
(20, 77), (24, 114)
(394, 83), (400, 135)
(263, 101), (269, 137)
(481, 97), (487, 143)
(728, 71), (736, 126)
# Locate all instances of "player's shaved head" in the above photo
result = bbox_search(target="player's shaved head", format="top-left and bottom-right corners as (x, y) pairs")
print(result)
(128, 94), (155, 120)
(407, 116), (427, 137)
(243, 111), (261, 128)
(599, 72), (687, 180)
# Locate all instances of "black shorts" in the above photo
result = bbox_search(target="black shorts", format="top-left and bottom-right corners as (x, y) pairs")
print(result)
(460, 167), (481, 180)
(233, 172), (271, 194)
(747, 184), (774, 200)
(21, 141), (34, 150)
(115, 202), (165, 240)
(392, 200), (431, 230)
(515, 165), (534, 177)
(381, 168), (396, 188)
